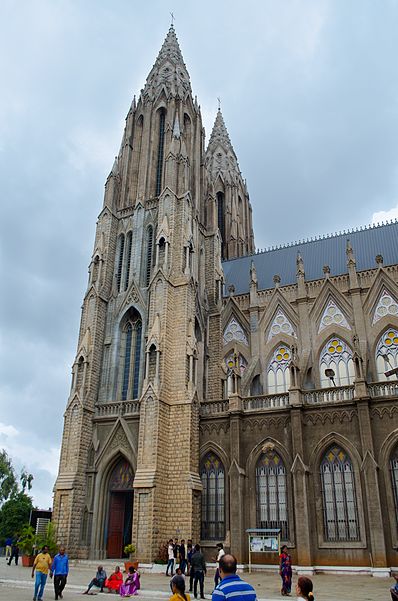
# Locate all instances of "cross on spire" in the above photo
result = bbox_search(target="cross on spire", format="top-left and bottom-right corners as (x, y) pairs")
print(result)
(217, 97), (221, 110)
(170, 12), (175, 26)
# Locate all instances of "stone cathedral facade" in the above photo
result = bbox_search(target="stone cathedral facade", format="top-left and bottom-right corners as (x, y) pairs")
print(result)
(54, 26), (398, 570)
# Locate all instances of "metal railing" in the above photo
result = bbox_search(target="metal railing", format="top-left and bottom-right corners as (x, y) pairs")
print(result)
(243, 393), (289, 410)
(304, 385), (354, 404)
(368, 381), (398, 398)
(95, 400), (140, 418)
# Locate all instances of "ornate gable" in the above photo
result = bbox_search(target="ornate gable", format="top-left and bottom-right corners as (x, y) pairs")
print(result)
(372, 289), (398, 324)
(267, 308), (296, 341)
(319, 298), (351, 332)
(223, 317), (248, 346)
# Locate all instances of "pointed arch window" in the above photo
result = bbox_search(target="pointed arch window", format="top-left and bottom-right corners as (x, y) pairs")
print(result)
(267, 309), (296, 341)
(156, 109), (166, 196)
(320, 445), (360, 541)
(146, 226), (153, 286)
(320, 338), (355, 388)
(267, 346), (291, 394)
(121, 313), (142, 400)
(390, 446), (398, 527)
(375, 329), (398, 381)
(124, 232), (133, 291)
(256, 449), (289, 540)
(223, 317), (248, 346)
(116, 234), (125, 293)
(200, 452), (225, 540)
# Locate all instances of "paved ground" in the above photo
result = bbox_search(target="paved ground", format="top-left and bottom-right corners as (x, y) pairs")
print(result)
(0, 561), (395, 601)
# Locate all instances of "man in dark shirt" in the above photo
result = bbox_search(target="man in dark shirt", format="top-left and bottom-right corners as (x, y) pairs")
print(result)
(179, 539), (187, 574)
(191, 544), (206, 599)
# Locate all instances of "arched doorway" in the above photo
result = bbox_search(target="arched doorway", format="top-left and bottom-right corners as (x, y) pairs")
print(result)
(106, 458), (134, 558)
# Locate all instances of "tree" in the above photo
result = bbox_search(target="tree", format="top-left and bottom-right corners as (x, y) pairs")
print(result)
(0, 491), (33, 542)
(20, 470), (34, 493)
(0, 450), (18, 504)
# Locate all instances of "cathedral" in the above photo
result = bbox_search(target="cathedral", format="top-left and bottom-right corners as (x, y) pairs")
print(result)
(54, 26), (398, 572)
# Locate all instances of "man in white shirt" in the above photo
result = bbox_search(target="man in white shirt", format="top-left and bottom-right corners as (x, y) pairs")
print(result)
(213, 543), (225, 588)
(166, 539), (175, 576)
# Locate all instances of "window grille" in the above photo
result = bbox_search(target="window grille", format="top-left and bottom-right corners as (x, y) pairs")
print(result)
(124, 232), (133, 291)
(320, 446), (360, 541)
(256, 450), (289, 540)
(390, 447), (398, 527)
(116, 234), (125, 293)
(267, 346), (291, 393)
(146, 227), (153, 286)
(156, 111), (165, 196)
(319, 338), (355, 387)
(200, 452), (225, 540)
(375, 329), (398, 381)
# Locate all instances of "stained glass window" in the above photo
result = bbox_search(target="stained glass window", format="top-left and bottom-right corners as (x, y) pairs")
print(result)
(146, 227), (153, 287)
(373, 290), (398, 324)
(267, 309), (296, 341)
(217, 192), (225, 257)
(390, 446), (398, 527)
(200, 453), (225, 540)
(319, 338), (355, 388)
(256, 450), (289, 539)
(223, 318), (249, 346)
(109, 459), (134, 491)
(375, 329), (398, 381)
(320, 446), (360, 542)
(319, 299), (350, 332)
(267, 346), (291, 393)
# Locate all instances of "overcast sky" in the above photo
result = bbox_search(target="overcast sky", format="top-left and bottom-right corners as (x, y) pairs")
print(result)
(1, 0), (398, 508)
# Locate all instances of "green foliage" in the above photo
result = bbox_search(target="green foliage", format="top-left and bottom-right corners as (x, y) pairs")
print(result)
(0, 491), (33, 543)
(18, 524), (36, 556)
(20, 471), (34, 493)
(36, 522), (58, 556)
(0, 450), (18, 504)
(124, 543), (136, 556)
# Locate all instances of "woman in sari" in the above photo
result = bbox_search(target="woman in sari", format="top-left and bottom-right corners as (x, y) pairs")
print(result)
(105, 566), (123, 593)
(279, 545), (292, 596)
(120, 566), (140, 597)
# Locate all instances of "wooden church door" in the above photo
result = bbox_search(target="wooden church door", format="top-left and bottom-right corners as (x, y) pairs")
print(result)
(106, 459), (134, 558)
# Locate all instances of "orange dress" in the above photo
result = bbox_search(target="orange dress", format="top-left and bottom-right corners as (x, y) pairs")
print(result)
(105, 572), (123, 592)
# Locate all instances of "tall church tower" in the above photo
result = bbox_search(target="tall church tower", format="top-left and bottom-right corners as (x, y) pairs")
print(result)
(53, 26), (254, 560)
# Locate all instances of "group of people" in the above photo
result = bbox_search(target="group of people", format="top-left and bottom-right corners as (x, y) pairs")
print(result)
(166, 538), (219, 599)
(31, 545), (69, 601)
(84, 564), (140, 596)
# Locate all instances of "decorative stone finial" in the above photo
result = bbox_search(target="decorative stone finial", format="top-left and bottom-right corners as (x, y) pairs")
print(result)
(346, 238), (356, 266)
(273, 274), (281, 286)
(250, 260), (257, 285)
(323, 265), (331, 277)
(375, 254), (383, 266)
(296, 252), (305, 276)
(228, 284), (235, 296)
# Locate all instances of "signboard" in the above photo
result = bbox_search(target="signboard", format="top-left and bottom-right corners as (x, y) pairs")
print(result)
(246, 529), (281, 573)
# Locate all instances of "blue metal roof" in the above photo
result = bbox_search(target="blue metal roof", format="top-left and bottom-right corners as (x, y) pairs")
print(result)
(222, 221), (398, 295)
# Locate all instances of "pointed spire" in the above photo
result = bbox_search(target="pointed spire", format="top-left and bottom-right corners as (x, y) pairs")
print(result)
(208, 108), (234, 152)
(173, 112), (181, 139)
(143, 26), (192, 100)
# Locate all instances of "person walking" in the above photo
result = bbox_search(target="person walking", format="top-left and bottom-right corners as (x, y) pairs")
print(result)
(279, 545), (292, 596)
(296, 576), (314, 600)
(174, 539), (180, 569)
(212, 554), (256, 601)
(83, 565), (107, 594)
(191, 544), (206, 599)
(212, 544), (225, 588)
(166, 539), (175, 576)
(32, 545), (52, 601)
(5, 537), (12, 560)
(170, 574), (190, 601)
(7, 540), (19, 566)
(51, 546), (69, 600)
